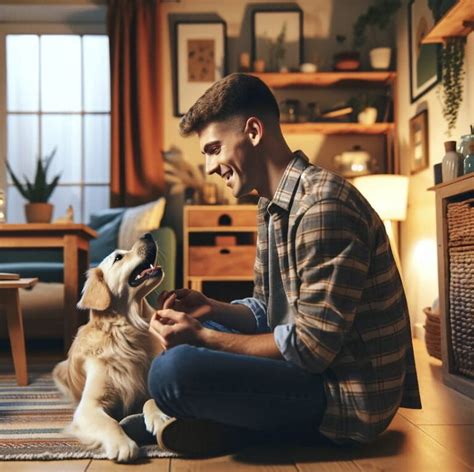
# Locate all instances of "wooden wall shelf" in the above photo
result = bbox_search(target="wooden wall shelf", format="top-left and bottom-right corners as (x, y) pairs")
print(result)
(250, 71), (396, 88)
(422, 0), (474, 44)
(281, 122), (394, 135)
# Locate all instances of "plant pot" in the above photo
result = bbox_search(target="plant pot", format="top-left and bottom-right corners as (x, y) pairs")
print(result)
(358, 107), (378, 125)
(24, 203), (53, 223)
(333, 51), (360, 71)
(369, 47), (391, 70)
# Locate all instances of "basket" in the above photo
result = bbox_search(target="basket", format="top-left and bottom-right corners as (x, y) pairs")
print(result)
(448, 245), (474, 378)
(423, 307), (441, 360)
(447, 197), (474, 247)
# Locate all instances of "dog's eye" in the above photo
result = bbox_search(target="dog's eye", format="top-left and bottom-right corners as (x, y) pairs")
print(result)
(113, 254), (123, 264)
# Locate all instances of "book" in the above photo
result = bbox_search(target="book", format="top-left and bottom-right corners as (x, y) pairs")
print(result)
(0, 273), (20, 281)
(320, 106), (353, 119)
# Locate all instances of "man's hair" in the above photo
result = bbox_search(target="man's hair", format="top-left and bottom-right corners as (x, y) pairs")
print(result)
(179, 73), (280, 136)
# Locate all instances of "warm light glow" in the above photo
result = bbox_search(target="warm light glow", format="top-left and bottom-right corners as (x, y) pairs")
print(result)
(352, 174), (409, 221)
(413, 238), (437, 266)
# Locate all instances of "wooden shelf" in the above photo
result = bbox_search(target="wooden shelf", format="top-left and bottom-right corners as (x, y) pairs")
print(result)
(428, 172), (474, 191)
(281, 122), (394, 135)
(250, 71), (396, 88)
(422, 0), (474, 44)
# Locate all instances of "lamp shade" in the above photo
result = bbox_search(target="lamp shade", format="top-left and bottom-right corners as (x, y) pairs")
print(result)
(352, 174), (409, 221)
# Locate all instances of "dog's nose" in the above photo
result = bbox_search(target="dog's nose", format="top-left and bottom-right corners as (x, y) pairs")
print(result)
(141, 233), (153, 241)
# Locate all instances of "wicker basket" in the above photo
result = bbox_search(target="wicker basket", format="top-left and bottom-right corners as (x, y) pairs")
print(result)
(447, 197), (474, 247)
(423, 307), (441, 360)
(448, 245), (474, 378)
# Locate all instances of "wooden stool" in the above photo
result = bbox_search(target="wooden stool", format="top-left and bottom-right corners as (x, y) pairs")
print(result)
(0, 277), (38, 386)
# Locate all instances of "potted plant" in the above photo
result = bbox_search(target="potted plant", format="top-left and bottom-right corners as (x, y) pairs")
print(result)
(439, 36), (466, 136)
(333, 34), (360, 71)
(427, 0), (464, 136)
(353, 0), (401, 70)
(6, 149), (61, 223)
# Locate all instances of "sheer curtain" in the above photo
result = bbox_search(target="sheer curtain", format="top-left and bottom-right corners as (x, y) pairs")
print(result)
(108, 0), (165, 207)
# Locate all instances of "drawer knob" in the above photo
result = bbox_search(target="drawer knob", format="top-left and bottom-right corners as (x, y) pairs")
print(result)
(219, 248), (231, 255)
(218, 214), (232, 226)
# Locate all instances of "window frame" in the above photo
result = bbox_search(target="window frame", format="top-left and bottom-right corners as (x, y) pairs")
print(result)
(0, 22), (108, 223)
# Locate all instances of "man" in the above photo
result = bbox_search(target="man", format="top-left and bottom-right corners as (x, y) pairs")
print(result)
(130, 73), (421, 456)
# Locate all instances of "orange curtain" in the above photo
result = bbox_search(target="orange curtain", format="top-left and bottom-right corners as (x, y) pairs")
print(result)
(108, 0), (164, 207)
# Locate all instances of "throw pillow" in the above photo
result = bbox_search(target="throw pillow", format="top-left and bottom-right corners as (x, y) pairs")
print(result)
(118, 197), (166, 250)
(88, 208), (125, 230)
(89, 213), (123, 264)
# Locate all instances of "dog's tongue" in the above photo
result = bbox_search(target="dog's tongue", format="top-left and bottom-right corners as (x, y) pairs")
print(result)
(140, 265), (154, 277)
(139, 265), (160, 278)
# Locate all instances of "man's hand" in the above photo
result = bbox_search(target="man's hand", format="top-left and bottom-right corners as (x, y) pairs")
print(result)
(158, 288), (214, 321)
(149, 293), (209, 350)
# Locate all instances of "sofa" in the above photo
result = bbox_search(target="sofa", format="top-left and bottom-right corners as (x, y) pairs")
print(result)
(0, 198), (178, 340)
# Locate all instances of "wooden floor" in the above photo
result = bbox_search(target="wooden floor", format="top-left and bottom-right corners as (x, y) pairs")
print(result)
(2, 339), (473, 471)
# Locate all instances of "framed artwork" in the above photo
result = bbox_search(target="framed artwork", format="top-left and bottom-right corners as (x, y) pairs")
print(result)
(408, 0), (440, 103)
(251, 7), (303, 72)
(409, 110), (429, 174)
(174, 20), (227, 116)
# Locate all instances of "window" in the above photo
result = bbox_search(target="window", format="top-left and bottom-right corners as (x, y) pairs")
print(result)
(5, 33), (110, 223)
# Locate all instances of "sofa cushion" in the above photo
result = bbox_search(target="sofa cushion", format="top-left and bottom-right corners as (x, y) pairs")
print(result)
(118, 197), (166, 250)
(89, 212), (123, 264)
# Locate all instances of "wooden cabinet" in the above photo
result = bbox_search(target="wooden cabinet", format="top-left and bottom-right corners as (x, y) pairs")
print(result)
(432, 174), (474, 398)
(183, 205), (257, 295)
(251, 71), (398, 173)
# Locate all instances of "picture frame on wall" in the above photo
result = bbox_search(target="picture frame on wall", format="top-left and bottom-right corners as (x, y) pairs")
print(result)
(174, 19), (227, 116)
(408, 0), (440, 103)
(409, 110), (429, 174)
(251, 7), (303, 72)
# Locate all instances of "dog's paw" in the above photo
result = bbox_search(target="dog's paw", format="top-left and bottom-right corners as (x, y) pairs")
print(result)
(104, 435), (139, 463)
(143, 399), (164, 436)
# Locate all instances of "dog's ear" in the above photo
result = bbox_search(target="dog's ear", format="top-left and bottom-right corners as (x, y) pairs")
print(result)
(77, 268), (111, 311)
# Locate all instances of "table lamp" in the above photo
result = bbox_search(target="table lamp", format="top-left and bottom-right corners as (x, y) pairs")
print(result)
(352, 174), (409, 274)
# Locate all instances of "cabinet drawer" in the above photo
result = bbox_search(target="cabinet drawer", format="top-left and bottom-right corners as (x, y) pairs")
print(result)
(187, 207), (256, 228)
(189, 246), (256, 276)
(447, 197), (474, 247)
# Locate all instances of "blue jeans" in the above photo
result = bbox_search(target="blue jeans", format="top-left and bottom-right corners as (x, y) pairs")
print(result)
(147, 323), (327, 441)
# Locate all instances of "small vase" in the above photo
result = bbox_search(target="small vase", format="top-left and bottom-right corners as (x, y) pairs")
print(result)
(369, 48), (392, 70)
(464, 140), (474, 175)
(441, 141), (464, 183)
(253, 59), (265, 73)
(24, 203), (53, 223)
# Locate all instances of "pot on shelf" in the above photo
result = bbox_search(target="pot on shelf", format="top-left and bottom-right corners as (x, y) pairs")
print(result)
(358, 106), (378, 125)
(333, 51), (360, 71)
(369, 47), (392, 70)
(24, 203), (53, 223)
(334, 145), (375, 177)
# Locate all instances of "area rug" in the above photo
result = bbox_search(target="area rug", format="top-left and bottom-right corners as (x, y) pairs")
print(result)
(0, 360), (176, 460)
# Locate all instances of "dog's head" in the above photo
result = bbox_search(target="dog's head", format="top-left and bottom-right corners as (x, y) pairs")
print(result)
(77, 233), (164, 317)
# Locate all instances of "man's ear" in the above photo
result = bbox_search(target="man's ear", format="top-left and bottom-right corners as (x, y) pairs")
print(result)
(77, 268), (111, 311)
(244, 117), (263, 145)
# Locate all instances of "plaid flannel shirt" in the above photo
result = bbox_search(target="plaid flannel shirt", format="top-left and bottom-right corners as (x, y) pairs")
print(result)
(236, 151), (421, 444)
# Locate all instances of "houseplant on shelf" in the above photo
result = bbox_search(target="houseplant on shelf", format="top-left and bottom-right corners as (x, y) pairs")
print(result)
(5, 148), (61, 223)
(333, 34), (360, 71)
(353, 0), (401, 70)
(439, 36), (466, 136)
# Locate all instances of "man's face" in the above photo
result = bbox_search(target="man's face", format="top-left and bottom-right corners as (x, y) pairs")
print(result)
(198, 119), (259, 198)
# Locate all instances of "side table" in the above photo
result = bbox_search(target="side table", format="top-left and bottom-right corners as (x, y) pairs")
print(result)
(0, 277), (38, 386)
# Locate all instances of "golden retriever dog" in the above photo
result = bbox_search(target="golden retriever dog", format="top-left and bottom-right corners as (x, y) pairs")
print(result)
(53, 233), (165, 462)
